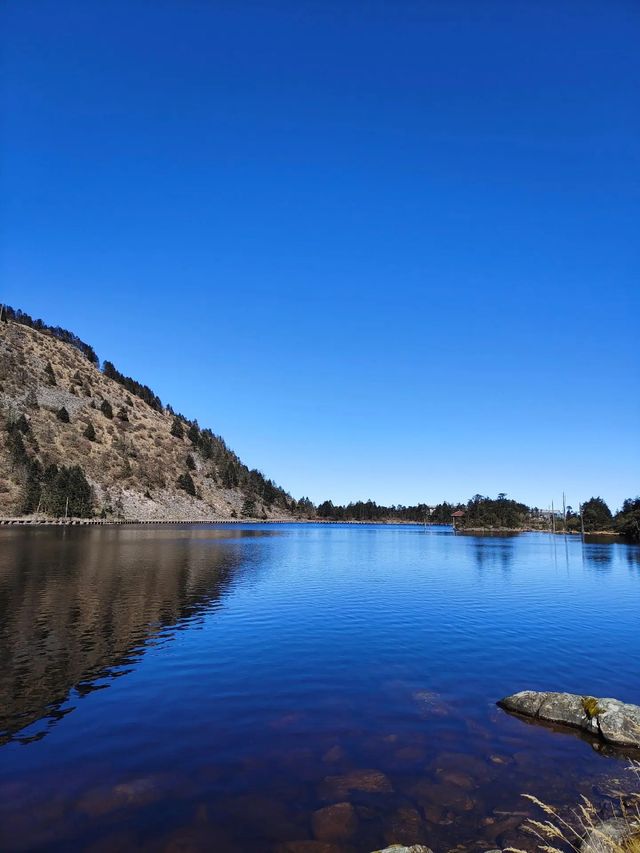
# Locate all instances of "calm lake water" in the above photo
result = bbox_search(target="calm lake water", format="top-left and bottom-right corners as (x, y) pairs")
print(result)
(1, 524), (639, 852)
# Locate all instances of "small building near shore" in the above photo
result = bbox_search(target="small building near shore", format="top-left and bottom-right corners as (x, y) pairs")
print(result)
(451, 510), (465, 529)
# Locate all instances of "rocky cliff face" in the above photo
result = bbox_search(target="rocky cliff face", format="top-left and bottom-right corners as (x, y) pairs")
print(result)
(0, 319), (292, 520)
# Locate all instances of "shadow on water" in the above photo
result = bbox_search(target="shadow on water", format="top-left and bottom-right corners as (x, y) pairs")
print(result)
(0, 526), (270, 745)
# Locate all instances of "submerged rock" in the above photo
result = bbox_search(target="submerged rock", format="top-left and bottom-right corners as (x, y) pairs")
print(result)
(411, 690), (451, 719)
(498, 691), (640, 748)
(370, 846), (433, 853)
(318, 769), (394, 801)
(275, 843), (347, 853)
(311, 802), (358, 842)
(383, 806), (430, 847)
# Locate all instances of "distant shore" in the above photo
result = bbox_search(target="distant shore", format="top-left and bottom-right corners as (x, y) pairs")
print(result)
(0, 517), (623, 536)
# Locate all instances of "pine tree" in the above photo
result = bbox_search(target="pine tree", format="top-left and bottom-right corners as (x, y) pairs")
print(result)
(44, 361), (57, 386)
(242, 497), (257, 516)
(187, 423), (200, 445)
(100, 399), (113, 419)
(186, 453), (196, 470)
(57, 406), (70, 423)
(84, 421), (96, 441)
(170, 417), (184, 439)
(177, 472), (196, 496)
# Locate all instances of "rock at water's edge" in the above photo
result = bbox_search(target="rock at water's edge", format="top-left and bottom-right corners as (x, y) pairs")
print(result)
(371, 846), (434, 853)
(581, 817), (640, 853)
(498, 691), (640, 748)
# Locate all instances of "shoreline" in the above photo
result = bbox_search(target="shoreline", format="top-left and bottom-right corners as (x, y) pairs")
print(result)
(0, 516), (624, 537)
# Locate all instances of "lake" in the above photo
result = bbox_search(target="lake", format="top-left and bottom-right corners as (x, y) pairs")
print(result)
(1, 524), (639, 852)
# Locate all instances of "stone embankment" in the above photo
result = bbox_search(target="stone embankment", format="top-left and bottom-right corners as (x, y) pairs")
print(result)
(0, 517), (427, 526)
(0, 516), (292, 526)
(498, 691), (640, 749)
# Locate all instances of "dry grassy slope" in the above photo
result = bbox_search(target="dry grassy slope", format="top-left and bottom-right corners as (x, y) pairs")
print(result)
(0, 322), (291, 520)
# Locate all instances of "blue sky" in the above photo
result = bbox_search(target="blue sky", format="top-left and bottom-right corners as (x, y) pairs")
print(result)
(2, 0), (638, 510)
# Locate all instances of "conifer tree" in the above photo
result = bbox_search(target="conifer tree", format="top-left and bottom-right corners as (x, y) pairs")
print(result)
(100, 399), (113, 419)
(84, 421), (96, 441)
(44, 361), (57, 386)
(170, 417), (184, 439)
(57, 406), (70, 423)
(177, 472), (196, 496)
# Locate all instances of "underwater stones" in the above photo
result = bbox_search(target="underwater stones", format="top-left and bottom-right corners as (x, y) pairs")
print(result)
(429, 752), (493, 780)
(436, 769), (476, 790)
(318, 770), (394, 801)
(160, 824), (235, 853)
(409, 780), (475, 813)
(481, 814), (525, 844)
(371, 845), (433, 853)
(311, 803), (358, 842)
(411, 691), (451, 719)
(383, 806), (430, 847)
(76, 775), (170, 817)
(275, 842), (348, 853)
(498, 691), (640, 748)
(391, 745), (429, 771)
(421, 803), (444, 825)
(322, 745), (346, 764)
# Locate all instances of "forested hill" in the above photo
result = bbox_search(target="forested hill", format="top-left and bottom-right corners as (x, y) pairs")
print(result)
(0, 306), (295, 520)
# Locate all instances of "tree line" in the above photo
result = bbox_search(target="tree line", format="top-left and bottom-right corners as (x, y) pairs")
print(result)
(1, 304), (99, 365)
(291, 492), (640, 540)
(5, 416), (93, 516)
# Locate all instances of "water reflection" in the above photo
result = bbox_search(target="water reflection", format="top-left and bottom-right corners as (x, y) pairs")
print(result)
(582, 542), (614, 571)
(470, 534), (515, 573)
(0, 526), (267, 744)
(623, 546), (640, 570)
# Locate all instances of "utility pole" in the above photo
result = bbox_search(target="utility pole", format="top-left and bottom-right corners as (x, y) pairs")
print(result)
(551, 501), (556, 535)
(64, 495), (69, 522)
(562, 492), (567, 534)
(580, 502), (585, 538)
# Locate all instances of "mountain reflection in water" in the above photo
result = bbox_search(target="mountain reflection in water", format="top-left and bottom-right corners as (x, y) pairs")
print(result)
(0, 526), (271, 744)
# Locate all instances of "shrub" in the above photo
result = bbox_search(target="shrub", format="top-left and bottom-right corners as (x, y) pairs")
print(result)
(84, 421), (96, 441)
(100, 399), (113, 419)
(15, 414), (30, 434)
(186, 453), (196, 470)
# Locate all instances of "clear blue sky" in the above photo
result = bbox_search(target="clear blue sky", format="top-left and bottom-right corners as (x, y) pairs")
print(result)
(2, 0), (638, 511)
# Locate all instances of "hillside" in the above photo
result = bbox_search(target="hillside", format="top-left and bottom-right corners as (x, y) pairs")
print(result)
(0, 311), (294, 520)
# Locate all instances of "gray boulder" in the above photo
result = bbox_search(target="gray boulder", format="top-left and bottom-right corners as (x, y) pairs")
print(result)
(498, 691), (640, 748)
(371, 847), (433, 853)
(581, 817), (640, 853)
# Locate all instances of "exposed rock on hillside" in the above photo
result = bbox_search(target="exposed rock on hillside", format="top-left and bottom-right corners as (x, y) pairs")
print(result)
(0, 318), (293, 520)
(498, 691), (640, 748)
